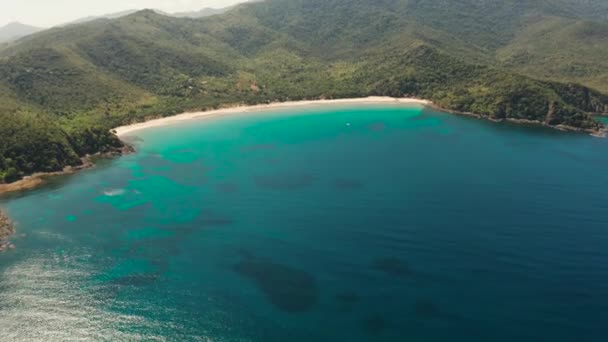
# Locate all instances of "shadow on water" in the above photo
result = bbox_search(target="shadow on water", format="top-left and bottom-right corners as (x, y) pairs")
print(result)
(254, 174), (315, 190)
(233, 255), (318, 313)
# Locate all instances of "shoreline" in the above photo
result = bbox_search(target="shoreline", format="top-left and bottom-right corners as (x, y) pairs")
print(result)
(1, 96), (605, 197)
(0, 210), (16, 252)
(426, 103), (607, 138)
(113, 97), (432, 136)
(0, 162), (92, 196)
(114, 96), (606, 138)
(0, 145), (134, 196)
(1, 97), (429, 196)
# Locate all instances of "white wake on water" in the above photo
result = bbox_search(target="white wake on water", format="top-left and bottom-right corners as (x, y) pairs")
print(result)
(103, 189), (127, 197)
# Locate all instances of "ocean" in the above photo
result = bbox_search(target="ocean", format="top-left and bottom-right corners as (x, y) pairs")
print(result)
(1, 104), (607, 341)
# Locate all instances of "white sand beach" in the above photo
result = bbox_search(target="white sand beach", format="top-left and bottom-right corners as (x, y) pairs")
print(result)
(113, 97), (432, 136)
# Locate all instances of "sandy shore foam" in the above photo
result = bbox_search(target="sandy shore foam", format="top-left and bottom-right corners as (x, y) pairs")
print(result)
(113, 97), (431, 136)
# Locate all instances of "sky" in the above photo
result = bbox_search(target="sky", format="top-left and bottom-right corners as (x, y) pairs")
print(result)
(0, 0), (247, 27)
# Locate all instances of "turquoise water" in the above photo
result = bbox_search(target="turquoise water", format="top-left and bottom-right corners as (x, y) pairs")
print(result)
(1, 105), (608, 341)
(597, 116), (608, 125)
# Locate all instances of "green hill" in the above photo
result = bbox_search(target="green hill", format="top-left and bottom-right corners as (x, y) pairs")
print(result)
(0, 22), (43, 44)
(1, 0), (608, 183)
(497, 17), (608, 92)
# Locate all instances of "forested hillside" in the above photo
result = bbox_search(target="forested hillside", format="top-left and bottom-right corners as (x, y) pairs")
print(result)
(1, 0), (608, 183)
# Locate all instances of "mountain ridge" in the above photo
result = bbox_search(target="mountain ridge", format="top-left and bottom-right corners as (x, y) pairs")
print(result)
(1, 0), (607, 184)
(173, 7), (231, 18)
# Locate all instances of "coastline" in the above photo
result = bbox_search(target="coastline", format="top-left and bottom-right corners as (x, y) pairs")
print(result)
(426, 103), (607, 138)
(1, 96), (605, 197)
(0, 209), (15, 252)
(0, 97), (427, 197)
(0, 145), (134, 196)
(0, 160), (93, 197)
(114, 96), (606, 138)
(113, 97), (432, 136)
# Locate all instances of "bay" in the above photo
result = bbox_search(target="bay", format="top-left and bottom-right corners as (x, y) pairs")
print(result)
(1, 104), (608, 341)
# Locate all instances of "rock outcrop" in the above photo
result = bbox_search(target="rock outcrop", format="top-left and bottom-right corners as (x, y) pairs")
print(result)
(0, 209), (16, 252)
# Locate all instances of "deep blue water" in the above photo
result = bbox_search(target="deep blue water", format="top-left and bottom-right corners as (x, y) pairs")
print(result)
(1, 104), (608, 341)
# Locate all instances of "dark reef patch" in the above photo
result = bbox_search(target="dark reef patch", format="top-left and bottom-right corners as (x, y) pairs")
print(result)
(335, 291), (360, 311)
(362, 314), (389, 335)
(254, 174), (314, 190)
(98, 201), (154, 222)
(335, 291), (360, 304)
(216, 182), (239, 194)
(414, 299), (440, 318)
(196, 211), (234, 227)
(94, 167), (134, 191)
(264, 157), (280, 165)
(554, 149), (593, 163)
(137, 154), (209, 186)
(236, 248), (255, 259)
(371, 257), (434, 281)
(408, 113), (432, 121)
(241, 144), (276, 152)
(372, 257), (416, 278)
(368, 122), (387, 132)
(233, 257), (318, 313)
(138, 153), (171, 170)
(170, 148), (195, 155)
(109, 272), (160, 288)
(126, 201), (154, 213)
(414, 299), (461, 321)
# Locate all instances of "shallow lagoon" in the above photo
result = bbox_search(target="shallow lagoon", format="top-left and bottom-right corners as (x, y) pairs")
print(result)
(1, 105), (608, 341)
